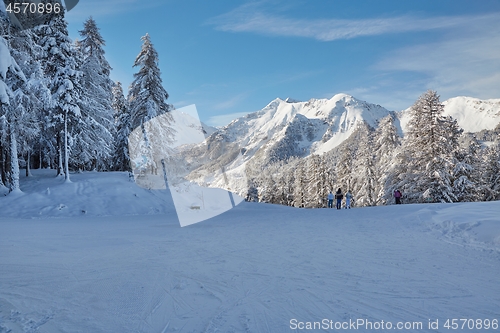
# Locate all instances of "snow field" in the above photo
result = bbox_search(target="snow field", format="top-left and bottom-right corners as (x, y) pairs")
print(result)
(1, 172), (499, 332)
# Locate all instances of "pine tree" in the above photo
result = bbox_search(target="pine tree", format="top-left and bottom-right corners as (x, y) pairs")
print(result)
(78, 17), (111, 76)
(354, 123), (376, 206)
(316, 155), (328, 207)
(401, 90), (461, 203)
(245, 179), (259, 202)
(8, 27), (48, 177)
(36, 8), (82, 181)
(0, 33), (39, 192)
(76, 17), (114, 170)
(303, 156), (318, 208)
(129, 34), (172, 128)
(452, 136), (482, 202)
(322, 153), (336, 194)
(128, 34), (175, 175)
(0, 35), (23, 191)
(304, 154), (328, 208)
(482, 144), (500, 201)
(293, 162), (306, 207)
(283, 160), (296, 206)
(112, 82), (131, 171)
(373, 115), (400, 205)
(336, 143), (354, 193)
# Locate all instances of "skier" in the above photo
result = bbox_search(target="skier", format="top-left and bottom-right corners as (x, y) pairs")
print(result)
(345, 190), (353, 209)
(394, 189), (402, 204)
(327, 191), (334, 208)
(335, 188), (343, 210)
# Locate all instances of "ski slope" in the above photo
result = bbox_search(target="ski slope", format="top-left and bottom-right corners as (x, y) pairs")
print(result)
(0, 171), (499, 332)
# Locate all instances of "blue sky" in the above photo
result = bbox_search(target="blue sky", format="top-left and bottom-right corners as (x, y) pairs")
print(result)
(64, 0), (500, 127)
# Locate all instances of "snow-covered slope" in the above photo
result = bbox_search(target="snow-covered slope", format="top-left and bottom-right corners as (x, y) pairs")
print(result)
(399, 96), (500, 134)
(1, 171), (499, 332)
(443, 96), (500, 133)
(170, 106), (217, 146)
(187, 94), (392, 195)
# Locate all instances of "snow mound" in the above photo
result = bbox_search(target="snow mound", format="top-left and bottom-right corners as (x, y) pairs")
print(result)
(0, 169), (175, 218)
(428, 202), (500, 253)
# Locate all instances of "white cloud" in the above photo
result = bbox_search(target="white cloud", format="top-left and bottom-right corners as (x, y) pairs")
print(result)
(207, 5), (494, 41)
(375, 14), (500, 101)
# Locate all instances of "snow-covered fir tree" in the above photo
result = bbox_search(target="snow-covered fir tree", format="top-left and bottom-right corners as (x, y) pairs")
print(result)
(482, 143), (500, 201)
(78, 17), (111, 76)
(335, 142), (354, 194)
(303, 154), (328, 208)
(36, 8), (82, 181)
(322, 154), (336, 193)
(128, 34), (173, 130)
(283, 161), (296, 206)
(401, 90), (461, 203)
(0, 32), (39, 192)
(273, 162), (289, 206)
(8, 26), (50, 177)
(293, 162), (306, 207)
(0, 18), (13, 187)
(76, 17), (114, 171)
(128, 33), (175, 175)
(452, 136), (482, 202)
(373, 114), (400, 205)
(0, 36), (20, 190)
(353, 123), (376, 207)
(112, 82), (131, 171)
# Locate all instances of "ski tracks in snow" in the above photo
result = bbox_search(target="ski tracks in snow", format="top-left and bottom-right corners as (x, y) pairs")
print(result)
(1, 202), (499, 332)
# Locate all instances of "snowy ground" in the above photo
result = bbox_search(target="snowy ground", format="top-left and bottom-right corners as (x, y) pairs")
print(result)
(1, 171), (499, 332)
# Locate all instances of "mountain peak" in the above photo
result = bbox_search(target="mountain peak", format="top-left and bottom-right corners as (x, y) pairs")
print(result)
(285, 97), (301, 103)
(330, 93), (353, 101)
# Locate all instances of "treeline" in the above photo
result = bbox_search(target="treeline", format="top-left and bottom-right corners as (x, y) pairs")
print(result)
(0, 8), (169, 192)
(246, 91), (500, 207)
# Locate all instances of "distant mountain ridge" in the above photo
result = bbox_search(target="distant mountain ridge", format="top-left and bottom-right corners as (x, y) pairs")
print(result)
(186, 94), (394, 195)
(221, 93), (393, 154)
(184, 94), (500, 196)
(398, 96), (500, 134)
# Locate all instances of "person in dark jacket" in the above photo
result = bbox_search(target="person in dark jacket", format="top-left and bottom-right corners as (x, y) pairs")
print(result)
(335, 188), (343, 209)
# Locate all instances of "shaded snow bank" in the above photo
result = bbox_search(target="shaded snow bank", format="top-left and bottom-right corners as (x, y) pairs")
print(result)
(0, 169), (175, 218)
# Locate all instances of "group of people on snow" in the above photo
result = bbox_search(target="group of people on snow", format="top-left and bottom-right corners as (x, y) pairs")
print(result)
(327, 188), (353, 209)
(326, 188), (404, 208)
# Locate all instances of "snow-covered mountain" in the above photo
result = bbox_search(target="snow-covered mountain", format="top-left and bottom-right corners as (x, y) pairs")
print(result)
(399, 96), (500, 134)
(443, 97), (500, 133)
(185, 94), (393, 195)
(183, 94), (500, 196)
(169, 106), (217, 147)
